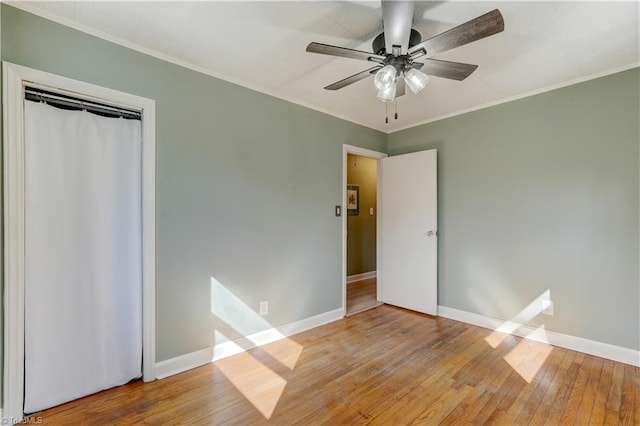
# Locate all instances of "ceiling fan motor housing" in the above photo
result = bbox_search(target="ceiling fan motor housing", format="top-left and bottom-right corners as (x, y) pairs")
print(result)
(373, 29), (422, 75)
(372, 29), (422, 55)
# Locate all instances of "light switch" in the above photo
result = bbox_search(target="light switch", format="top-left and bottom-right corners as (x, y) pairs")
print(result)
(335, 205), (341, 217)
(369, 207), (374, 216)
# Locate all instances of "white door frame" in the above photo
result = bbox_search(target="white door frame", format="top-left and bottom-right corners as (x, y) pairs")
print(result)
(2, 62), (156, 420)
(342, 144), (387, 316)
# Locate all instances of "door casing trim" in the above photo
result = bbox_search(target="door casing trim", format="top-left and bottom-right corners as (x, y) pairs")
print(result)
(3, 62), (156, 420)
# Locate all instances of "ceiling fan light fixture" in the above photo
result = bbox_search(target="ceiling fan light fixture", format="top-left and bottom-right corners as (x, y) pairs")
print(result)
(376, 83), (396, 102)
(374, 65), (397, 90)
(405, 68), (430, 94)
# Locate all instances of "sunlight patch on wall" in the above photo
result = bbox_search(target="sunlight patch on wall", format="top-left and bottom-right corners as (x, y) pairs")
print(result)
(465, 258), (518, 318)
(484, 289), (551, 348)
(211, 277), (271, 338)
(210, 277), (303, 368)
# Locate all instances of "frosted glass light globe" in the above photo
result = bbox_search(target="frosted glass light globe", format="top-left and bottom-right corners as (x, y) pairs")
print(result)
(377, 84), (396, 102)
(374, 65), (397, 90)
(405, 68), (430, 94)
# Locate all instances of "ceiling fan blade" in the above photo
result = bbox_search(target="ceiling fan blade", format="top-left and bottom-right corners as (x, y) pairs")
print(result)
(307, 42), (385, 63)
(396, 78), (406, 97)
(381, 0), (415, 54)
(324, 66), (382, 90)
(414, 59), (478, 81)
(408, 9), (504, 58)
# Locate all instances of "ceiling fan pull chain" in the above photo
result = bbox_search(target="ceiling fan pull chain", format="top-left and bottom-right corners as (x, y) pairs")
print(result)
(395, 99), (398, 120)
(385, 102), (389, 124)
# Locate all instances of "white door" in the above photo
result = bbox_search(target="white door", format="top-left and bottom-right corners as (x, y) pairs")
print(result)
(380, 149), (437, 315)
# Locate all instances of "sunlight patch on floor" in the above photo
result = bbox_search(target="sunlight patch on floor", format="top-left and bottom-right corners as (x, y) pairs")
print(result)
(210, 276), (305, 418)
(484, 329), (509, 349)
(258, 338), (303, 370)
(503, 327), (553, 383)
(483, 290), (554, 382)
(215, 351), (287, 419)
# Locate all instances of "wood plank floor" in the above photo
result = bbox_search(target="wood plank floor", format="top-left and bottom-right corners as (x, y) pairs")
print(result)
(346, 277), (380, 315)
(35, 305), (638, 425)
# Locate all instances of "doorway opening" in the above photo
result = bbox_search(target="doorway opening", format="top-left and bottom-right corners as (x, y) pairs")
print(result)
(346, 154), (379, 314)
(342, 145), (387, 316)
(342, 145), (439, 318)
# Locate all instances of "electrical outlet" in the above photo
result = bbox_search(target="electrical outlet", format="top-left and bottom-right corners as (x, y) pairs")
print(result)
(542, 299), (554, 316)
(259, 300), (269, 316)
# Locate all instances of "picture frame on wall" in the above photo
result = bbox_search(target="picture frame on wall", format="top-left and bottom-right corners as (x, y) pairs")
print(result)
(347, 185), (359, 215)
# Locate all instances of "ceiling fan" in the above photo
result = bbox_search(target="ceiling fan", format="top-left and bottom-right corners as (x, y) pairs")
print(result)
(306, 1), (504, 110)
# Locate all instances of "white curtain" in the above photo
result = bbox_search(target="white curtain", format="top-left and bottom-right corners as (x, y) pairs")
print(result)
(24, 101), (143, 413)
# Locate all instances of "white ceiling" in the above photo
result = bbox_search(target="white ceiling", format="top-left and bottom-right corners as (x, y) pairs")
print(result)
(16, 1), (640, 133)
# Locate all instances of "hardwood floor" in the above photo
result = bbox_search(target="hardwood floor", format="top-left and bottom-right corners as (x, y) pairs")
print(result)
(35, 305), (638, 425)
(346, 277), (380, 315)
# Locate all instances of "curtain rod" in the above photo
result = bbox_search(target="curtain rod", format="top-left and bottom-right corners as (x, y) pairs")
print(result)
(25, 87), (142, 120)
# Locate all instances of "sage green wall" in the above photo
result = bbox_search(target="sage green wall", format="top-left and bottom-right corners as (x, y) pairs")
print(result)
(1, 5), (386, 361)
(346, 154), (377, 276)
(1, 5), (638, 381)
(388, 68), (640, 350)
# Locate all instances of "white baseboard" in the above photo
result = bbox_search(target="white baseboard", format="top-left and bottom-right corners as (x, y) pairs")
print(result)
(155, 307), (344, 379)
(213, 307), (343, 361)
(438, 305), (640, 367)
(155, 346), (213, 379)
(347, 271), (377, 284)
